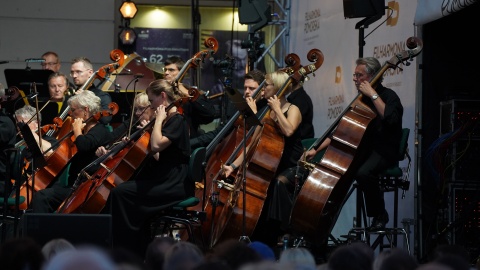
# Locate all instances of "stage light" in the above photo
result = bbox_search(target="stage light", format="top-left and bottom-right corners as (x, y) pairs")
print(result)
(120, 1), (138, 20)
(119, 28), (137, 45)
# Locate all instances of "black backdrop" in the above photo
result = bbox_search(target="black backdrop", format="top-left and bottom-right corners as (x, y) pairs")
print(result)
(420, 2), (480, 263)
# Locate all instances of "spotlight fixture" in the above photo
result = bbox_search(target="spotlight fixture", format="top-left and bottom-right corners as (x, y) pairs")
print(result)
(119, 1), (138, 19)
(119, 28), (137, 45)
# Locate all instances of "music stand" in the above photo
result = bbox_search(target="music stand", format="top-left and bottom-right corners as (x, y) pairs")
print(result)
(4, 69), (53, 113)
(18, 122), (46, 171)
(37, 101), (59, 126)
(225, 87), (260, 129)
(225, 87), (261, 243)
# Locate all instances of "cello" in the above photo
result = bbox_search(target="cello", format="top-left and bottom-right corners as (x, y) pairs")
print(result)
(50, 49), (125, 140)
(56, 91), (200, 214)
(208, 49), (324, 247)
(14, 103), (119, 210)
(290, 37), (423, 245)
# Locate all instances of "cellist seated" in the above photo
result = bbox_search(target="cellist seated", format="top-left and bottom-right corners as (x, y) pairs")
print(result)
(31, 90), (112, 213)
(222, 70), (304, 248)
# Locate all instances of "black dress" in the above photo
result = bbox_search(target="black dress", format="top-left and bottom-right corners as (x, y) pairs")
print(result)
(31, 123), (112, 213)
(287, 86), (315, 140)
(105, 112), (192, 256)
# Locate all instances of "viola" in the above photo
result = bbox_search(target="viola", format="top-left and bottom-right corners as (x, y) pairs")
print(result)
(290, 37), (423, 245)
(13, 103), (119, 210)
(56, 96), (195, 214)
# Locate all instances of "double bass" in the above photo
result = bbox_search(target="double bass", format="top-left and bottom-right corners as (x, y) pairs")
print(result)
(290, 37), (423, 245)
(207, 49), (324, 247)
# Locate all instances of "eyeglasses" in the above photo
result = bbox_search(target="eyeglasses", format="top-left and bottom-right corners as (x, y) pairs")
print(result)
(264, 82), (274, 87)
(135, 106), (148, 112)
(70, 107), (83, 113)
(41, 62), (58, 67)
(70, 70), (89, 77)
(163, 68), (177, 73)
(353, 73), (365, 78)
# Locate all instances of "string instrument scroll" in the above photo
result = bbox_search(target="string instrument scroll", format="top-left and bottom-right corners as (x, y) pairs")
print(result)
(290, 37), (423, 245)
(56, 94), (197, 214)
(14, 103), (119, 210)
(208, 49), (325, 247)
(173, 37), (219, 86)
(50, 49), (125, 139)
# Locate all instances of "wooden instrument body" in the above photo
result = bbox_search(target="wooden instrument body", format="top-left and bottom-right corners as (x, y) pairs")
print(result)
(17, 134), (77, 210)
(209, 117), (285, 246)
(57, 130), (151, 214)
(290, 37), (423, 245)
(291, 100), (376, 244)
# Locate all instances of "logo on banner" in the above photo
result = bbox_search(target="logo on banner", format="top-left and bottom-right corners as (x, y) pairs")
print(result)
(304, 8), (320, 33)
(387, 1), (400, 26)
(303, 7), (321, 45)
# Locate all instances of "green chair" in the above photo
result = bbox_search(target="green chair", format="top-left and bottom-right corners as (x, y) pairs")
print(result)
(301, 137), (325, 164)
(348, 128), (412, 253)
(150, 147), (207, 247)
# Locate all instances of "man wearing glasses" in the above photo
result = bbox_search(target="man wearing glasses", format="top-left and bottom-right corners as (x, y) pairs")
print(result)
(41, 51), (61, 73)
(70, 57), (112, 125)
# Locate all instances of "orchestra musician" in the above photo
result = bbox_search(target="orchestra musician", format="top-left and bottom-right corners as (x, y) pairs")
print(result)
(14, 105), (58, 157)
(190, 69), (265, 150)
(70, 57), (113, 125)
(305, 57), (404, 231)
(94, 92), (154, 157)
(222, 70), (304, 246)
(102, 79), (193, 257)
(41, 51), (61, 73)
(0, 82), (17, 197)
(287, 80), (315, 140)
(31, 90), (112, 213)
(163, 56), (216, 139)
(48, 72), (73, 111)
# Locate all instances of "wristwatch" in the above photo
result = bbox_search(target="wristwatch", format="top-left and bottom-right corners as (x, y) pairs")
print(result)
(371, 94), (379, 100)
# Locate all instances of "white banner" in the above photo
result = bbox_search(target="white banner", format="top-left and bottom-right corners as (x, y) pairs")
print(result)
(414, 0), (477, 25)
(290, 0), (418, 249)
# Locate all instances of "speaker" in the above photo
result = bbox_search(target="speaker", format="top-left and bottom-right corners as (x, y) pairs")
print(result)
(21, 213), (112, 248)
(238, 0), (271, 24)
(343, 0), (386, 18)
